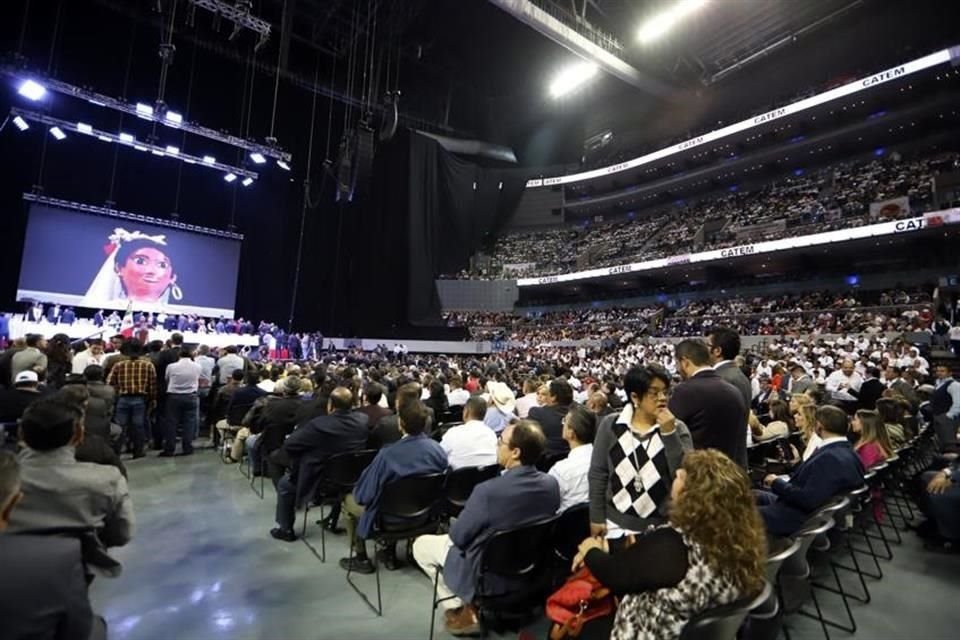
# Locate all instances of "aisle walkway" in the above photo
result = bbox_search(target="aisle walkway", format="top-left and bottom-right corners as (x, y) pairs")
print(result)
(92, 447), (960, 640)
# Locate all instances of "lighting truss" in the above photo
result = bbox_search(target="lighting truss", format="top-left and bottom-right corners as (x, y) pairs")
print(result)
(23, 192), (245, 240)
(188, 0), (271, 39)
(10, 107), (258, 181)
(1, 69), (291, 164)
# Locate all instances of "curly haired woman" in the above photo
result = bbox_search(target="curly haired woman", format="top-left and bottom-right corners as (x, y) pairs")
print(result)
(572, 449), (767, 640)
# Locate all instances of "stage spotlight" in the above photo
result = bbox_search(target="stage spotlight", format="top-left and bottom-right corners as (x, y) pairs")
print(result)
(202, 155), (216, 165)
(119, 132), (134, 143)
(276, 159), (291, 171)
(18, 79), (46, 101)
(76, 122), (93, 134)
(549, 62), (598, 98)
(12, 115), (30, 131)
(49, 126), (66, 140)
(135, 103), (154, 117)
(241, 177), (254, 187)
(638, 0), (708, 44)
(165, 110), (183, 125)
(166, 145), (180, 155)
(249, 152), (266, 164)
(224, 172), (237, 183)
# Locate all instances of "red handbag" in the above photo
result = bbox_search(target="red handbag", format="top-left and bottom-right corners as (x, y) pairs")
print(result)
(546, 567), (616, 639)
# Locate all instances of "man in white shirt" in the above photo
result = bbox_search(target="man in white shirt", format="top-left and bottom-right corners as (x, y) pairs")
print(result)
(548, 404), (595, 513)
(440, 397), (497, 470)
(71, 340), (105, 375)
(514, 378), (540, 418)
(161, 349), (202, 457)
(824, 359), (863, 399)
(446, 375), (471, 408)
(216, 346), (245, 384)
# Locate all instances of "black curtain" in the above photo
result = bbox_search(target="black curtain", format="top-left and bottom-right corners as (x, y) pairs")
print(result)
(407, 131), (526, 325)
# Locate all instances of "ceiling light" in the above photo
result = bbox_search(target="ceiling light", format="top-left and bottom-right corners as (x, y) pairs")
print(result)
(249, 152), (266, 164)
(135, 103), (154, 117)
(202, 155), (216, 165)
(49, 126), (66, 140)
(76, 122), (93, 134)
(119, 132), (134, 143)
(549, 61), (599, 98)
(17, 79), (46, 101)
(150, 150), (166, 156)
(134, 145), (148, 151)
(166, 145), (180, 155)
(276, 159), (290, 171)
(97, 135), (112, 142)
(165, 110), (183, 125)
(241, 177), (254, 186)
(638, 0), (708, 44)
(12, 115), (29, 131)
(224, 173), (237, 183)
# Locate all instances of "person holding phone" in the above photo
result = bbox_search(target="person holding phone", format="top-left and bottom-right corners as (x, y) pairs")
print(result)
(588, 365), (693, 551)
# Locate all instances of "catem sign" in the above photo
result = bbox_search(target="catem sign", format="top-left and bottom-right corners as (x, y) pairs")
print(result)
(515, 209), (959, 287)
(524, 47), (954, 188)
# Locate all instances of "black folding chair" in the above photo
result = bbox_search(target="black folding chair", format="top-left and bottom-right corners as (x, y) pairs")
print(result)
(429, 515), (559, 640)
(551, 502), (591, 565)
(442, 464), (501, 519)
(300, 449), (377, 562)
(347, 473), (446, 615)
(535, 450), (568, 473)
(13, 526), (122, 581)
(748, 539), (802, 640)
(431, 421), (464, 442)
(681, 580), (772, 640)
(777, 516), (834, 640)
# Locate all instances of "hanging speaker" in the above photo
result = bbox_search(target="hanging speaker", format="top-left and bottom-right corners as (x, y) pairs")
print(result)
(380, 92), (399, 141)
(355, 123), (376, 192)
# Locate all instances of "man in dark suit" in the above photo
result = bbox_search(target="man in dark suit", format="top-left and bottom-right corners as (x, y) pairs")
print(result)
(669, 339), (748, 468)
(884, 365), (918, 409)
(413, 419), (560, 636)
(757, 405), (864, 537)
(708, 327), (752, 413)
(270, 387), (368, 542)
(857, 366), (885, 411)
(370, 383), (434, 450)
(356, 383), (392, 429)
(528, 379), (573, 456)
(752, 374), (782, 416)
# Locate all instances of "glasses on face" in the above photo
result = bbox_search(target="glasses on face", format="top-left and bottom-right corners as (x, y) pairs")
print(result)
(644, 387), (668, 399)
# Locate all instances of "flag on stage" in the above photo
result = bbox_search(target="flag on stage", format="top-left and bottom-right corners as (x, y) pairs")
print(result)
(120, 302), (135, 339)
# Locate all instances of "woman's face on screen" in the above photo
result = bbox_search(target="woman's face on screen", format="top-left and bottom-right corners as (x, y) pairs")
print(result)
(117, 247), (175, 302)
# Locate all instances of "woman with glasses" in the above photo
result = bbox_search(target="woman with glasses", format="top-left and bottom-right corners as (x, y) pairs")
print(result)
(588, 365), (693, 551)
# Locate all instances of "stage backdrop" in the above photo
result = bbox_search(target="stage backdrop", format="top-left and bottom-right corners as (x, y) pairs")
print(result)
(16, 201), (242, 318)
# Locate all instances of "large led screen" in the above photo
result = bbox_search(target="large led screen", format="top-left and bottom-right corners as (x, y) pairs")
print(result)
(17, 202), (242, 318)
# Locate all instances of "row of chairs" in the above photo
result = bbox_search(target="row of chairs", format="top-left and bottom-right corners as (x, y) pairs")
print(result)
(757, 425), (935, 640)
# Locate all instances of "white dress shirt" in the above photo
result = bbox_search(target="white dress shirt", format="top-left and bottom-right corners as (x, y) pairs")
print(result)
(515, 392), (540, 418)
(166, 358), (201, 394)
(824, 370), (863, 394)
(549, 444), (593, 513)
(71, 349), (105, 374)
(446, 388), (471, 408)
(440, 420), (498, 470)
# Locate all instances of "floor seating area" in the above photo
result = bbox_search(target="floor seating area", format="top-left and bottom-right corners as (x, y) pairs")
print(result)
(87, 417), (960, 640)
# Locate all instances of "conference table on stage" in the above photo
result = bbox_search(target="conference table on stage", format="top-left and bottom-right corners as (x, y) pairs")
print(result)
(6, 317), (261, 349)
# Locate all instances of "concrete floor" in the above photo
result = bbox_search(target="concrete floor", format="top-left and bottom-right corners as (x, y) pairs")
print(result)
(92, 445), (960, 640)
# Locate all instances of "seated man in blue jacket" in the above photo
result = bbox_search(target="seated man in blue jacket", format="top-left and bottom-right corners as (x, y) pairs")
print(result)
(339, 401), (448, 573)
(412, 419), (560, 636)
(756, 404), (864, 537)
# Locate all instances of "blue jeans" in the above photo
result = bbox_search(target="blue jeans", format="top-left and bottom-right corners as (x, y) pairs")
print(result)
(275, 473), (297, 531)
(163, 393), (199, 454)
(247, 434), (261, 473)
(115, 396), (147, 455)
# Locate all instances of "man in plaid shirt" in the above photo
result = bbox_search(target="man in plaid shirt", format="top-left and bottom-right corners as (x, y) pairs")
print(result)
(107, 341), (157, 458)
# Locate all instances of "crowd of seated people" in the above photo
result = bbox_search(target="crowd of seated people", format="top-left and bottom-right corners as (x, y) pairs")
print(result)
(449, 152), (952, 280)
(444, 287), (936, 343)
(2, 306), (958, 637)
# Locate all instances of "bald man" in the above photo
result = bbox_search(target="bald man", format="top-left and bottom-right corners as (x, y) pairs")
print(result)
(825, 359), (863, 399)
(270, 386), (369, 542)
